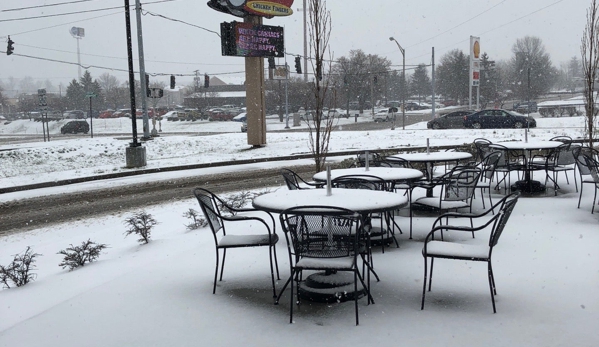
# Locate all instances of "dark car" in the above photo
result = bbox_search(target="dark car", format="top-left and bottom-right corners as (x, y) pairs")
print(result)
(61, 120), (90, 134)
(427, 110), (473, 129)
(463, 109), (536, 129)
(512, 101), (538, 114)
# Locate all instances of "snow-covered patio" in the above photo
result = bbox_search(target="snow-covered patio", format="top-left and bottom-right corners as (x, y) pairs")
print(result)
(0, 115), (598, 346)
(0, 168), (598, 347)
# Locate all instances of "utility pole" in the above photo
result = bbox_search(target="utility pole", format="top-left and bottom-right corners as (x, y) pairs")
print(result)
(431, 47), (436, 120)
(135, 0), (150, 139)
(303, 0), (308, 82)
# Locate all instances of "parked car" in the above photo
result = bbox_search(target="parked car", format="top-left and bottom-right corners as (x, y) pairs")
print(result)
(327, 109), (348, 119)
(233, 113), (247, 122)
(60, 120), (90, 134)
(164, 111), (187, 121)
(463, 109), (536, 129)
(63, 110), (86, 119)
(98, 110), (114, 119)
(373, 107), (399, 122)
(427, 110), (474, 129)
(512, 101), (538, 114)
(241, 120), (247, 132)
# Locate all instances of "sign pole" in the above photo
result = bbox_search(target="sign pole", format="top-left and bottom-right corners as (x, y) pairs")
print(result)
(89, 96), (93, 138)
(245, 15), (267, 146)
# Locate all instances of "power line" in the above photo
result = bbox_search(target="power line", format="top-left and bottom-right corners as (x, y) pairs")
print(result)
(142, 10), (221, 37)
(404, 0), (508, 50)
(1, 0), (101, 13)
(0, 0), (178, 23)
(0, 11), (122, 39)
(0, 50), (244, 77)
(17, 43), (246, 66)
(403, 0), (566, 64)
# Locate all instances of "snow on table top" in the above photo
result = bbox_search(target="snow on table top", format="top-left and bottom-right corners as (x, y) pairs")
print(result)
(252, 188), (408, 213)
(492, 140), (562, 150)
(312, 167), (423, 182)
(388, 151), (472, 162)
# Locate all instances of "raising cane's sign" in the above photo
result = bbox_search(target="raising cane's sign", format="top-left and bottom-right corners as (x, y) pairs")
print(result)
(207, 0), (293, 18)
(245, 0), (293, 17)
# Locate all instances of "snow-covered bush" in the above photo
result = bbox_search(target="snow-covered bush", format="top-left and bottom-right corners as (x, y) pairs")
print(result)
(58, 239), (108, 271)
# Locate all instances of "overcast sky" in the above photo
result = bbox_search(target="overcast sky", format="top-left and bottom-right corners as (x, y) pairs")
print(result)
(0, 0), (589, 90)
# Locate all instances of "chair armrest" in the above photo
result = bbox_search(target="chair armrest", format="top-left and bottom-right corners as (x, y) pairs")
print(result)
(425, 214), (499, 244)
(220, 214), (275, 235)
(226, 207), (277, 233)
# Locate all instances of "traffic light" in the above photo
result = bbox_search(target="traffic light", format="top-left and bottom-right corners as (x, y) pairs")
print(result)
(7, 36), (14, 56)
(268, 57), (275, 70)
(145, 74), (150, 97)
(170, 75), (175, 89)
(295, 56), (302, 74)
(204, 74), (209, 88)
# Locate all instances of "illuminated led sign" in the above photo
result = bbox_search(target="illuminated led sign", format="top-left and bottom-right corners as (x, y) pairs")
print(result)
(221, 21), (284, 57)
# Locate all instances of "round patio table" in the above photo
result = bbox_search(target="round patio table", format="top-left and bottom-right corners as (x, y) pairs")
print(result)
(253, 188), (408, 214)
(312, 167), (423, 183)
(253, 188), (408, 303)
(490, 140), (562, 193)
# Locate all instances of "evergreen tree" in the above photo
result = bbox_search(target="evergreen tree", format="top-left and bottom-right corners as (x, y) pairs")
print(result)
(410, 64), (430, 104)
(479, 53), (499, 108)
(436, 49), (470, 103)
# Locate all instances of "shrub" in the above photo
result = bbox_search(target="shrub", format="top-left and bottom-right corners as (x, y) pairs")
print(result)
(218, 189), (273, 215)
(124, 211), (158, 244)
(0, 247), (41, 289)
(58, 239), (108, 271)
(183, 208), (208, 230)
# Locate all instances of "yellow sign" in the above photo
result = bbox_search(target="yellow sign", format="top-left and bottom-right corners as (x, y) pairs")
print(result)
(245, 1), (293, 17)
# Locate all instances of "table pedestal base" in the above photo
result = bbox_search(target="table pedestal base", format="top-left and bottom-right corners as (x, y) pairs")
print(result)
(298, 272), (366, 303)
(511, 180), (546, 193)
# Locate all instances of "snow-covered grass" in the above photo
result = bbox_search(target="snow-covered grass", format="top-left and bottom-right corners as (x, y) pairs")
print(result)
(0, 115), (590, 189)
(0, 115), (597, 346)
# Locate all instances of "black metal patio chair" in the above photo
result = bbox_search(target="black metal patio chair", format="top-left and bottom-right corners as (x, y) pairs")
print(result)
(280, 168), (325, 190)
(421, 192), (521, 313)
(276, 206), (372, 325)
(573, 146), (599, 209)
(193, 188), (280, 297)
(581, 154), (599, 214)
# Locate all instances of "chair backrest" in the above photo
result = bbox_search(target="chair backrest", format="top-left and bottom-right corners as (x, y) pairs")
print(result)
(491, 144), (523, 169)
(549, 135), (572, 144)
(193, 188), (223, 236)
(331, 174), (388, 191)
(443, 167), (482, 202)
(582, 154), (599, 182)
(281, 168), (303, 190)
(558, 144), (578, 165)
(279, 206), (362, 259)
(356, 152), (381, 167)
(490, 192), (520, 247)
(573, 146), (593, 176)
(380, 157), (412, 168)
(474, 138), (493, 162)
(480, 151), (502, 179)
(545, 143), (571, 167)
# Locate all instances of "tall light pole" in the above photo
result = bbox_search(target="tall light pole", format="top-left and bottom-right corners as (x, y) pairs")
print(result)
(69, 27), (84, 79)
(389, 37), (405, 130)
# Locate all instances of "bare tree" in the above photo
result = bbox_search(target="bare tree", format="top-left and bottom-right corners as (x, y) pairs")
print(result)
(306, 0), (333, 173)
(582, 0), (599, 148)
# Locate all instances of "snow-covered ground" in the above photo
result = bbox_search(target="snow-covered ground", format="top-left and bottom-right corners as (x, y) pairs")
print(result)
(0, 114), (591, 189)
(0, 114), (597, 347)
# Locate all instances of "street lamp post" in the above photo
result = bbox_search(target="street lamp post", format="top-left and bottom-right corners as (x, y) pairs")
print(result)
(389, 37), (405, 130)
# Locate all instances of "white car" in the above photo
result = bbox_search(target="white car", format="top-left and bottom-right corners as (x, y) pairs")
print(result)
(373, 108), (398, 122)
